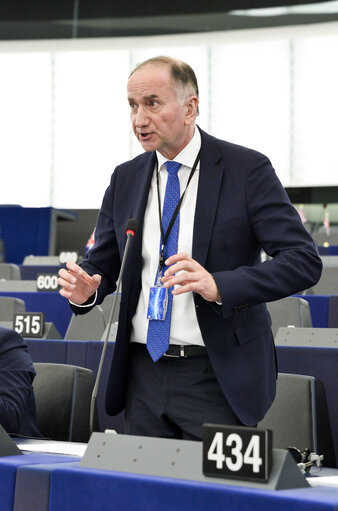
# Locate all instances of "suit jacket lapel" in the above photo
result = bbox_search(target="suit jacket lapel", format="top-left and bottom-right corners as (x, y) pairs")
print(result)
(124, 152), (156, 292)
(128, 134), (224, 271)
(192, 129), (224, 267)
(129, 151), (156, 235)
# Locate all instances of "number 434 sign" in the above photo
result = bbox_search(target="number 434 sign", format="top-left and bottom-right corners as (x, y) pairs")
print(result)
(203, 424), (272, 482)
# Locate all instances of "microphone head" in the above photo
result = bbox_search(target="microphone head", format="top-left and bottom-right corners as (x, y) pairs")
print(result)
(126, 218), (138, 236)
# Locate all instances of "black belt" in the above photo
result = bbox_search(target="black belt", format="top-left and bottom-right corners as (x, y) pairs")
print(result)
(163, 345), (206, 359)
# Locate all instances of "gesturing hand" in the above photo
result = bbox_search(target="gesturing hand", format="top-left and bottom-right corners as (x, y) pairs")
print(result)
(161, 252), (221, 303)
(58, 261), (101, 305)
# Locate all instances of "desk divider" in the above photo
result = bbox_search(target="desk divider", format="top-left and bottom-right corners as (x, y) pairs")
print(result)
(80, 432), (309, 491)
(275, 327), (338, 347)
(14, 461), (80, 511)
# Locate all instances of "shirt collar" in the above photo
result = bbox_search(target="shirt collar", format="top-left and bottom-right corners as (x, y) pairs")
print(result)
(156, 127), (201, 171)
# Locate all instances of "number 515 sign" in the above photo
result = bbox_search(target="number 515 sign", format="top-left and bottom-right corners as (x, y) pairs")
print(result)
(203, 424), (272, 482)
(13, 312), (45, 338)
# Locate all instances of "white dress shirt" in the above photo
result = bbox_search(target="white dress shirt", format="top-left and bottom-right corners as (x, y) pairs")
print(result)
(130, 127), (204, 347)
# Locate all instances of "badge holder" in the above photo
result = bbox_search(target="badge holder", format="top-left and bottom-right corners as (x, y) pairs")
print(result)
(147, 271), (168, 321)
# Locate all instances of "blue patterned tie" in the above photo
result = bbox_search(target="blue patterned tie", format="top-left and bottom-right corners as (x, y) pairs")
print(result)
(146, 160), (181, 362)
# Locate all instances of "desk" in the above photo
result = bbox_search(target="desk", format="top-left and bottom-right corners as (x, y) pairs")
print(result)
(329, 296), (338, 328)
(0, 290), (331, 335)
(0, 453), (79, 511)
(277, 346), (338, 468)
(0, 292), (72, 338)
(48, 464), (338, 511)
(294, 294), (338, 328)
(26, 339), (123, 434)
(25, 340), (338, 466)
(1, 452), (338, 511)
(318, 246), (338, 255)
(19, 265), (63, 281)
(0, 206), (76, 264)
(294, 294), (330, 327)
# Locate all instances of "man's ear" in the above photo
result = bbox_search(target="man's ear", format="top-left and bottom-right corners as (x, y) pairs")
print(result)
(185, 96), (199, 125)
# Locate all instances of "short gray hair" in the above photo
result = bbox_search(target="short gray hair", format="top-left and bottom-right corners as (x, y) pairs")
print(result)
(130, 56), (199, 115)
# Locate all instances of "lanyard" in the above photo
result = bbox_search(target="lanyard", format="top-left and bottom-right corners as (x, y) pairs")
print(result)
(156, 149), (201, 273)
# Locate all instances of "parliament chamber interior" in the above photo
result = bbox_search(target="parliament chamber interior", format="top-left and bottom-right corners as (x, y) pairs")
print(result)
(1, 1), (338, 510)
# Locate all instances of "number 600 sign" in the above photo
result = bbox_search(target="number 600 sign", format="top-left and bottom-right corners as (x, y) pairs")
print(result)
(203, 424), (272, 482)
(36, 273), (59, 292)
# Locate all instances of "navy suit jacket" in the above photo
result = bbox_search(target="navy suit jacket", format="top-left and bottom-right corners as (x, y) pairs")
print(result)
(0, 327), (41, 437)
(75, 127), (322, 425)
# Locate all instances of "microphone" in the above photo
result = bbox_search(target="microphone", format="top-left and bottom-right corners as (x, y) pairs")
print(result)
(287, 446), (323, 473)
(89, 218), (138, 435)
(126, 218), (137, 237)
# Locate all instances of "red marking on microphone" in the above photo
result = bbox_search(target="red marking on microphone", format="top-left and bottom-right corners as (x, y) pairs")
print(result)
(126, 229), (135, 236)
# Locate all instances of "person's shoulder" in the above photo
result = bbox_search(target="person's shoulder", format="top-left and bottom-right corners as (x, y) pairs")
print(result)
(0, 327), (26, 354)
(115, 151), (155, 173)
(199, 127), (271, 164)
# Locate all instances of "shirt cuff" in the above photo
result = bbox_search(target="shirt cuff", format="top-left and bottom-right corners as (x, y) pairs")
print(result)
(69, 290), (97, 307)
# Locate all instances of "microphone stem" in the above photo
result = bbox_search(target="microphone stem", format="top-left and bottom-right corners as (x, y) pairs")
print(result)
(89, 232), (133, 435)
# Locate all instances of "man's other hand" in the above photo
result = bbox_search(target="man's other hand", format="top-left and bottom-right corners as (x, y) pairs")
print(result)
(161, 252), (221, 303)
(58, 261), (101, 305)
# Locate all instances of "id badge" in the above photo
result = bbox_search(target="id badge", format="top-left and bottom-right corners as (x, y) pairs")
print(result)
(147, 286), (168, 320)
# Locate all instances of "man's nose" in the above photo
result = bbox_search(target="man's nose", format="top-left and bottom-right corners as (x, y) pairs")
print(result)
(135, 106), (149, 127)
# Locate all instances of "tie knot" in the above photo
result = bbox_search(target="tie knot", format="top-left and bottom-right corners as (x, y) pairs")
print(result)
(164, 160), (181, 175)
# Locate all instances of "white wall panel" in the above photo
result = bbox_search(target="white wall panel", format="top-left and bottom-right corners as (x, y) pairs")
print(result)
(0, 22), (337, 208)
(0, 53), (51, 206)
(210, 40), (291, 185)
(52, 49), (130, 208)
(293, 35), (338, 186)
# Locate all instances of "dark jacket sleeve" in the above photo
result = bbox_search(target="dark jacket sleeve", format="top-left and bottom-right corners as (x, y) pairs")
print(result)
(70, 169), (121, 315)
(0, 327), (38, 435)
(211, 151), (322, 316)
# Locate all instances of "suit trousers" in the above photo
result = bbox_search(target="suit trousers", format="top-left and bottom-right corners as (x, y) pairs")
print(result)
(125, 342), (243, 440)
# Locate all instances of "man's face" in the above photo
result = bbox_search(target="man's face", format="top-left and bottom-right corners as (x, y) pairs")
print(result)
(127, 64), (196, 160)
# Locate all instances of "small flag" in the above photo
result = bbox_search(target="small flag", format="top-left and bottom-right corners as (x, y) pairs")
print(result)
(323, 211), (330, 237)
(297, 205), (307, 225)
(85, 228), (96, 253)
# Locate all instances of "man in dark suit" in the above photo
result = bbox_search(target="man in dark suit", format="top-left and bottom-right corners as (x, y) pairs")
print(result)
(0, 327), (41, 437)
(58, 56), (322, 439)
